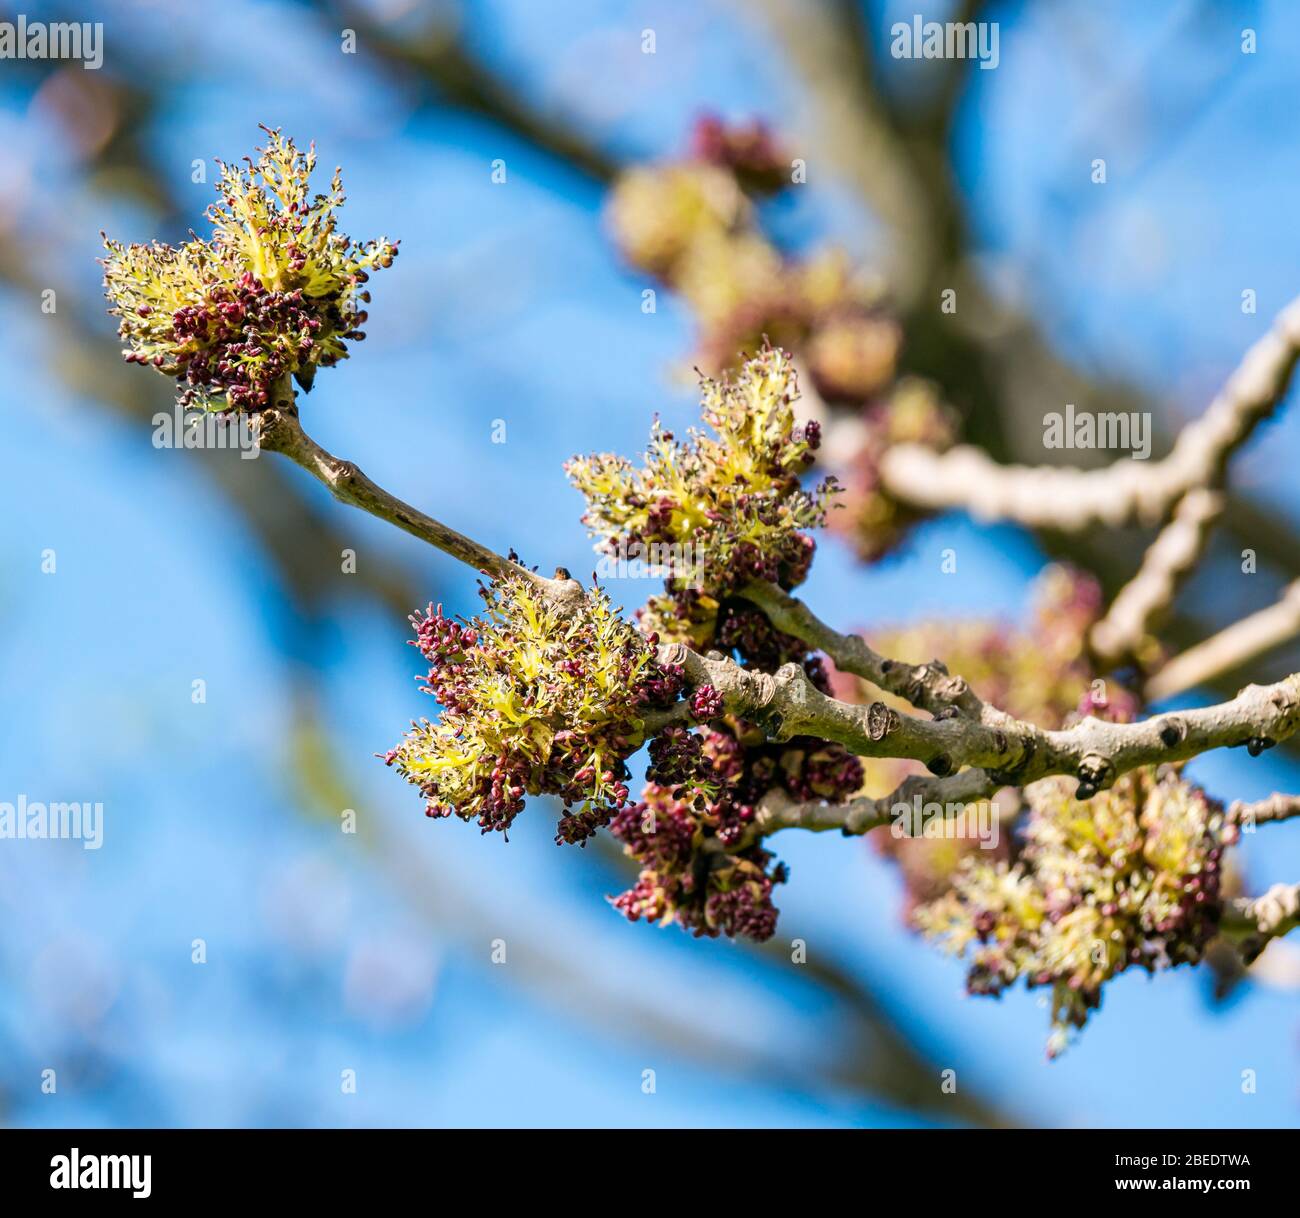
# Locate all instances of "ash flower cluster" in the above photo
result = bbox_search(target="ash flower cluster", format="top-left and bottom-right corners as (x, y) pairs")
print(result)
(834, 565), (1139, 915)
(914, 766), (1238, 1057)
(607, 117), (899, 400)
(836, 565), (1139, 731)
(102, 127), (398, 411)
(567, 345), (832, 652)
(568, 343), (870, 941)
(606, 116), (956, 563)
(688, 115), (789, 193)
(610, 683), (864, 941)
(389, 348), (874, 945)
(385, 578), (685, 845)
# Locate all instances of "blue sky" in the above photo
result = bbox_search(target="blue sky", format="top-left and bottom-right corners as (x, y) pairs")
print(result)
(2, 0), (1300, 1127)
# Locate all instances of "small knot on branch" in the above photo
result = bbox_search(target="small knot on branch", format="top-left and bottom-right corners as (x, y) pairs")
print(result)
(1252, 882), (1300, 935)
(1075, 752), (1114, 800)
(752, 669), (781, 710)
(659, 642), (689, 667)
(1158, 717), (1187, 748)
(331, 458), (360, 485)
(867, 701), (901, 742)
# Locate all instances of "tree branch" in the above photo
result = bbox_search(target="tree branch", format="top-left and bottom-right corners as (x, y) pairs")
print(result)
(739, 580), (984, 717)
(320, 0), (617, 184)
(753, 769), (994, 839)
(1145, 579), (1300, 702)
(879, 295), (1300, 531)
(670, 640), (1300, 808)
(1221, 882), (1300, 960)
(252, 380), (568, 598)
(251, 384), (1300, 846)
(742, 0), (945, 310)
(1228, 792), (1300, 829)
(1089, 486), (1225, 666)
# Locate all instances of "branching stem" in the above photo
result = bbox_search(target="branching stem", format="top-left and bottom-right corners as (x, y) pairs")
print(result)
(248, 378), (1300, 958)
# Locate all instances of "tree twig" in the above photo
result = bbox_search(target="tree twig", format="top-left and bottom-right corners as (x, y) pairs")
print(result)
(1221, 882), (1300, 961)
(252, 381), (566, 597)
(739, 580), (985, 717)
(879, 295), (1300, 531)
(1089, 486), (1225, 666)
(253, 386), (1300, 850)
(753, 769), (994, 839)
(1228, 792), (1300, 829)
(1145, 579), (1300, 701)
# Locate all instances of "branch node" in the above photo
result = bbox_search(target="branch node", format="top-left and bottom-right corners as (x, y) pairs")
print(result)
(1158, 718), (1186, 748)
(1075, 752), (1114, 800)
(660, 642), (689, 666)
(753, 670), (780, 710)
(867, 701), (900, 742)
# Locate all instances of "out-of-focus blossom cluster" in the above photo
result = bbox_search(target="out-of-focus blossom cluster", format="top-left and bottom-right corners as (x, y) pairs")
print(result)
(914, 766), (1239, 1057)
(384, 578), (686, 846)
(567, 346), (832, 654)
(606, 116), (957, 562)
(607, 118), (897, 398)
(827, 379), (958, 562)
(102, 127), (398, 411)
(688, 114), (792, 194)
(832, 566), (1139, 914)
(836, 565), (1138, 730)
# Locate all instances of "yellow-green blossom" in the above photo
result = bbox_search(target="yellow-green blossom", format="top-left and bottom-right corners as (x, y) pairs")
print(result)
(386, 577), (686, 844)
(915, 766), (1238, 1057)
(566, 345), (833, 649)
(102, 126), (398, 411)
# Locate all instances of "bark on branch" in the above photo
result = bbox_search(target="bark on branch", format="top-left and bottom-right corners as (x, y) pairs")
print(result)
(1089, 486), (1225, 666)
(879, 294), (1300, 531)
(661, 625), (1300, 820)
(1221, 882), (1300, 960)
(1145, 579), (1300, 702)
(253, 383), (1300, 848)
